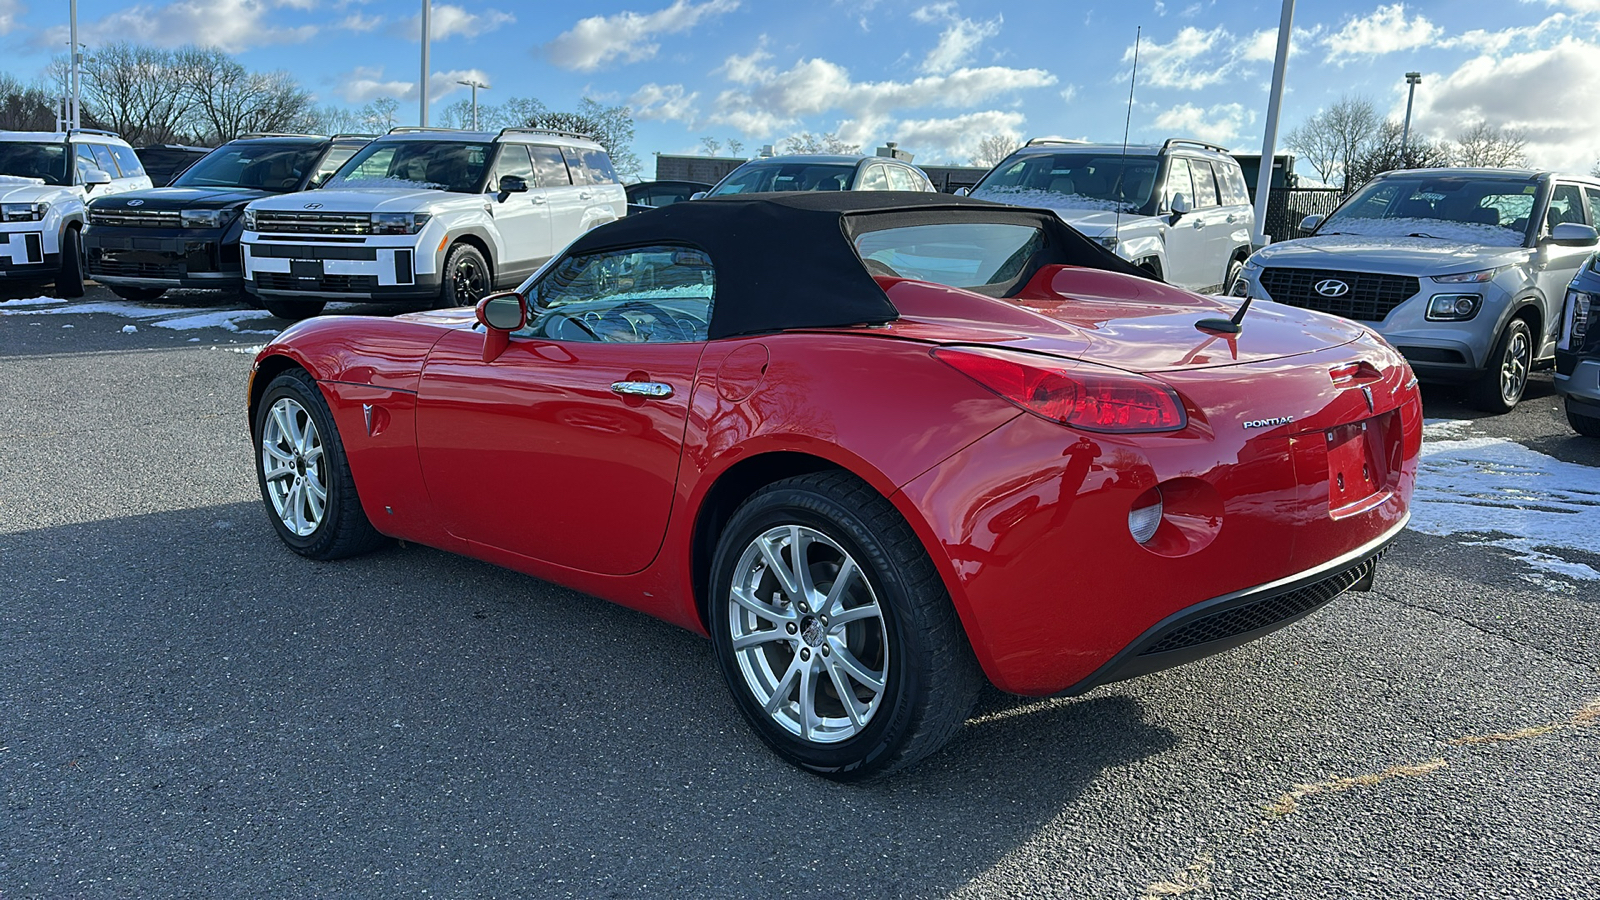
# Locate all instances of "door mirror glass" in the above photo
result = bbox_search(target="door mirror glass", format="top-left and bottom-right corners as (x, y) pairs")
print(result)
(1300, 214), (1325, 232)
(498, 174), (529, 194)
(476, 291), (526, 331)
(1549, 222), (1599, 246)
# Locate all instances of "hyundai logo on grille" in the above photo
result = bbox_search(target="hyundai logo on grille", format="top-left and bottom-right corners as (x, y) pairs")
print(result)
(126, 199), (144, 206)
(1314, 279), (1351, 297)
(303, 202), (324, 209)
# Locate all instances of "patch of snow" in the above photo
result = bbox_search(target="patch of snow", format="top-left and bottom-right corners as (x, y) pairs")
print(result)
(121, 324), (138, 333)
(152, 308), (277, 333)
(1411, 422), (1600, 580)
(972, 186), (1136, 214)
(219, 344), (267, 355)
(1325, 216), (1523, 247)
(325, 176), (446, 191)
(0, 295), (67, 307)
(0, 297), (283, 334)
(61, 324), (72, 328)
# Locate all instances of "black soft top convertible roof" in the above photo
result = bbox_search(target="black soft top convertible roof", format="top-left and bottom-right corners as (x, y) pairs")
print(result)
(565, 191), (1155, 340)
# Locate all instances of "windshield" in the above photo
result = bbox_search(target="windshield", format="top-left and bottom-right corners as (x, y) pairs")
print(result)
(0, 142), (71, 186)
(328, 140), (491, 193)
(973, 152), (1159, 213)
(709, 162), (857, 195)
(1321, 174), (1539, 247)
(853, 222), (1044, 289)
(172, 143), (323, 192)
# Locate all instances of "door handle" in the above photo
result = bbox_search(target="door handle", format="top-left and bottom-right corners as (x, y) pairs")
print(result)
(579, 190), (596, 200)
(611, 381), (673, 398)
(531, 195), (547, 204)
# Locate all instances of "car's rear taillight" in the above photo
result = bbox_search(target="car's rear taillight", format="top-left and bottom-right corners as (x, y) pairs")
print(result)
(933, 347), (1186, 433)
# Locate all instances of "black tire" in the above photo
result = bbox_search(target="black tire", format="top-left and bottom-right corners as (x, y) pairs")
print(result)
(261, 297), (326, 320)
(440, 243), (490, 308)
(1567, 399), (1600, 438)
(109, 285), (167, 303)
(1222, 258), (1245, 297)
(709, 471), (983, 781)
(253, 368), (388, 560)
(1467, 317), (1533, 413)
(1137, 258), (1164, 282)
(55, 227), (85, 299)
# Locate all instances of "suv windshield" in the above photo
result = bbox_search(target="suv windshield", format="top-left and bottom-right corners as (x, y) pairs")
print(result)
(973, 152), (1159, 213)
(329, 140), (491, 193)
(710, 162), (856, 195)
(172, 143), (323, 192)
(0, 142), (71, 186)
(853, 222), (1044, 288)
(1322, 174), (1539, 247)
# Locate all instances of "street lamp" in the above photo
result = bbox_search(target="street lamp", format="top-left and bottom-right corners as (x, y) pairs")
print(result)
(457, 79), (489, 130)
(1400, 72), (1422, 161)
(1250, 0), (1295, 249)
(419, 0), (431, 126)
(69, 0), (80, 130)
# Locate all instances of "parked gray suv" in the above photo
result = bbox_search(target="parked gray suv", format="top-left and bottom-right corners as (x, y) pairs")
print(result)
(1234, 168), (1600, 412)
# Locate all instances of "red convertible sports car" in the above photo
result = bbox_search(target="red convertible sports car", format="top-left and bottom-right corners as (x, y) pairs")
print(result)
(249, 193), (1421, 780)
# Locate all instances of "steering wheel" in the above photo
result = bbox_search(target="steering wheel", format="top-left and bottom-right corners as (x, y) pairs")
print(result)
(612, 300), (705, 342)
(545, 313), (603, 341)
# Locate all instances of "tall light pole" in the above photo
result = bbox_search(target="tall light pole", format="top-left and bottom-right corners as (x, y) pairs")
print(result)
(419, 0), (431, 126)
(1250, 0), (1295, 249)
(69, 0), (80, 129)
(1400, 72), (1422, 162)
(457, 79), (489, 130)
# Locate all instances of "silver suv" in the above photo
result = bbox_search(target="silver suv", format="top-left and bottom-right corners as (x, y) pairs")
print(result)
(968, 139), (1256, 294)
(1234, 168), (1600, 412)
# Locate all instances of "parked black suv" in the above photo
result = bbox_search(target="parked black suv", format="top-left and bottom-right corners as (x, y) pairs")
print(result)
(134, 143), (211, 186)
(84, 133), (371, 301)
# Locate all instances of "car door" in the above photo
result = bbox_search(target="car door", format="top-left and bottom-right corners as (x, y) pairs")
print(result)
(532, 144), (585, 249)
(486, 143), (554, 283)
(414, 243), (715, 575)
(1161, 156), (1206, 289)
(1189, 159), (1235, 290)
(1534, 182), (1598, 353)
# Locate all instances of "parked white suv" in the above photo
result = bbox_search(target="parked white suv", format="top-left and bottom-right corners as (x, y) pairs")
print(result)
(241, 127), (626, 319)
(968, 139), (1255, 293)
(0, 129), (152, 297)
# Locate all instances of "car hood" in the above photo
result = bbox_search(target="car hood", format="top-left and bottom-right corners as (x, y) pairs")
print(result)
(1256, 233), (1531, 276)
(1044, 208), (1156, 236)
(92, 186), (271, 210)
(252, 186), (468, 214)
(0, 177), (73, 205)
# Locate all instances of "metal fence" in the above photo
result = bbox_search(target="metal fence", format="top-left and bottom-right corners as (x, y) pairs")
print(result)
(1262, 187), (1346, 244)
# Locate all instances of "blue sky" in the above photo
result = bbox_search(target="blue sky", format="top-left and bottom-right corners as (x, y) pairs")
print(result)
(3, 0), (1598, 176)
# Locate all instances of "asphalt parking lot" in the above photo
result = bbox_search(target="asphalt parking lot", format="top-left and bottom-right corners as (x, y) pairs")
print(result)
(2, 285), (1596, 899)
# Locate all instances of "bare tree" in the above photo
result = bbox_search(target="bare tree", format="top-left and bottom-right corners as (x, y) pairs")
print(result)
(1346, 120), (1453, 189)
(176, 47), (314, 142)
(359, 98), (399, 131)
(527, 98), (640, 179)
(0, 73), (60, 131)
(1592, 158), (1600, 178)
(79, 42), (192, 143)
(1284, 95), (1381, 188)
(781, 131), (860, 155)
(1453, 122), (1528, 168)
(726, 138), (744, 156)
(307, 104), (370, 136)
(699, 136), (722, 155)
(969, 133), (1020, 168)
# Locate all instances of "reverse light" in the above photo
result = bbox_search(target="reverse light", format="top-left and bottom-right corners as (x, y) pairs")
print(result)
(1432, 267), (1503, 284)
(1128, 490), (1163, 544)
(1425, 293), (1481, 321)
(180, 208), (231, 229)
(1, 201), (48, 222)
(933, 347), (1186, 433)
(372, 212), (431, 235)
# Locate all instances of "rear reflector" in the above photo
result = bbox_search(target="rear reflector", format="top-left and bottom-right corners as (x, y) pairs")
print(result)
(933, 347), (1186, 433)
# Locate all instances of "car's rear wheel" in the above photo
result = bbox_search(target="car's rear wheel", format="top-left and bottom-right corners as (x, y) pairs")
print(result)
(441, 243), (489, 308)
(55, 227), (85, 299)
(109, 286), (167, 303)
(1222, 258), (1244, 296)
(254, 369), (387, 560)
(261, 298), (327, 320)
(709, 471), (982, 781)
(1567, 398), (1600, 437)
(1468, 317), (1532, 413)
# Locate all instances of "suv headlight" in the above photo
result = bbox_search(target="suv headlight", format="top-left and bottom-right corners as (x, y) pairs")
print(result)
(243, 208), (258, 231)
(180, 209), (233, 229)
(1230, 260), (1262, 298)
(371, 212), (431, 235)
(1561, 289), (1593, 350)
(1432, 267), (1504, 284)
(1426, 293), (1481, 321)
(1095, 235), (1119, 251)
(1, 201), (48, 222)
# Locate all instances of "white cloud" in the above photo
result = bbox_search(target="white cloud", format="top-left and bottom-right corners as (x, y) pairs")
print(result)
(0, 0), (23, 36)
(911, 3), (1002, 75)
(1439, 14), (1571, 56)
(333, 66), (491, 105)
(1152, 101), (1253, 147)
(1409, 37), (1600, 173)
(393, 4), (515, 41)
(890, 109), (1025, 163)
(1060, 84), (1078, 103)
(1525, 0), (1600, 11)
(630, 83), (699, 122)
(40, 0), (315, 52)
(1130, 26), (1234, 89)
(338, 12), (383, 32)
(1323, 3), (1442, 65)
(541, 0), (740, 71)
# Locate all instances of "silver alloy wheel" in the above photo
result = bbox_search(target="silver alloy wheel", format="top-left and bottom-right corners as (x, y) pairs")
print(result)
(727, 524), (890, 744)
(1501, 327), (1531, 404)
(260, 396), (327, 537)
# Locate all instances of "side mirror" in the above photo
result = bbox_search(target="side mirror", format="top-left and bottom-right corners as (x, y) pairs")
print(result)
(1300, 214), (1325, 233)
(689, 191), (707, 200)
(1169, 193), (1192, 217)
(497, 175), (529, 196)
(953, 186), (971, 197)
(84, 168), (113, 189)
(1549, 222), (1599, 246)
(475, 291), (526, 361)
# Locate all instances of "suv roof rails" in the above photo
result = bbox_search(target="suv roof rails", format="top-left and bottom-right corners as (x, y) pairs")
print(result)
(331, 133), (379, 140)
(236, 132), (327, 140)
(387, 126), (464, 134)
(67, 128), (121, 138)
(498, 126), (595, 142)
(1161, 138), (1231, 155)
(1025, 138), (1089, 147)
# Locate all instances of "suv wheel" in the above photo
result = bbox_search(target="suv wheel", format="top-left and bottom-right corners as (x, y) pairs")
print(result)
(1222, 259), (1244, 296)
(1468, 318), (1532, 413)
(441, 243), (490, 308)
(55, 227), (86, 299)
(1567, 399), (1600, 438)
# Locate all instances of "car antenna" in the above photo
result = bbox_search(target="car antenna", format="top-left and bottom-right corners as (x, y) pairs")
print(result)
(1112, 26), (1140, 254)
(1195, 294), (1252, 334)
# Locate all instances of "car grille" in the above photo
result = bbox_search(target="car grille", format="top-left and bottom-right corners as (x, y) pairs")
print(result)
(89, 208), (181, 228)
(1258, 268), (1420, 322)
(1138, 554), (1378, 656)
(256, 272), (379, 293)
(90, 257), (183, 278)
(254, 211), (372, 235)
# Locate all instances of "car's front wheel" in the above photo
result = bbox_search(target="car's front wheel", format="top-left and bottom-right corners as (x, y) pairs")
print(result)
(1567, 398), (1600, 437)
(55, 227), (85, 299)
(709, 472), (982, 780)
(441, 243), (490, 307)
(254, 369), (388, 560)
(1468, 317), (1533, 413)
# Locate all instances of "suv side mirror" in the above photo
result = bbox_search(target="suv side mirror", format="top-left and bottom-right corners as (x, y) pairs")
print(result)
(1549, 222), (1599, 246)
(689, 191), (707, 201)
(497, 175), (529, 196)
(953, 186), (971, 197)
(476, 290), (526, 361)
(84, 168), (113, 190)
(1300, 214), (1325, 233)
(1168, 193), (1191, 223)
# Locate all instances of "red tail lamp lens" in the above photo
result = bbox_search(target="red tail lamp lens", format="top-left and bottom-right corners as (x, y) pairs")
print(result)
(933, 348), (1186, 433)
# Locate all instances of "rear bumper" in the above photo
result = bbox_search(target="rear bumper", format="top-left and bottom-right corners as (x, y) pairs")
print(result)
(84, 227), (240, 289)
(1554, 358), (1600, 405)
